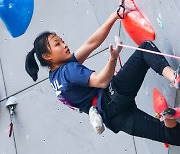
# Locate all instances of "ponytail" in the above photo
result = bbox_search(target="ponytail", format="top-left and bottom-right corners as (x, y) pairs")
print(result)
(25, 31), (55, 81)
(25, 48), (39, 81)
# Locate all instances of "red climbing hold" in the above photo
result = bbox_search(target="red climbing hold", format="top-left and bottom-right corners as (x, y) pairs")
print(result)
(153, 88), (168, 114)
(121, 0), (155, 45)
(164, 143), (169, 148)
(153, 88), (169, 148)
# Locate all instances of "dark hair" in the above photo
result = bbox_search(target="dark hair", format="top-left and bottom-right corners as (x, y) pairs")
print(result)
(25, 31), (56, 81)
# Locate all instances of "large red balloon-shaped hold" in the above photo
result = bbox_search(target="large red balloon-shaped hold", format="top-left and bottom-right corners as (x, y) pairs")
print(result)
(121, 0), (155, 45)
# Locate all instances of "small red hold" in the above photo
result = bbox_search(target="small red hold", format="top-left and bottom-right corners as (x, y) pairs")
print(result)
(153, 88), (168, 114)
(164, 143), (169, 148)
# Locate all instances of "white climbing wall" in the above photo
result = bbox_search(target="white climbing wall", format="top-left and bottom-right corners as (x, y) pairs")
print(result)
(0, 0), (180, 154)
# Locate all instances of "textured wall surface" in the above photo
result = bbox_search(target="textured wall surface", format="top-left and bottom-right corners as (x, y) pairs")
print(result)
(0, 0), (180, 154)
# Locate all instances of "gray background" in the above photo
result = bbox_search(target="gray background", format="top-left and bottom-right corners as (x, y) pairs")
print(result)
(0, 0), (180, 153)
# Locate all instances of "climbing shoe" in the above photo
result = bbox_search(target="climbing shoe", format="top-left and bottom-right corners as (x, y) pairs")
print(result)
(161, 107), (180, 119)
(162, 108), (176, 117)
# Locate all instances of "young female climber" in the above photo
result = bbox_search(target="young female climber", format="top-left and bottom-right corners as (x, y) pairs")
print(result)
(25, 5), (180, 145)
